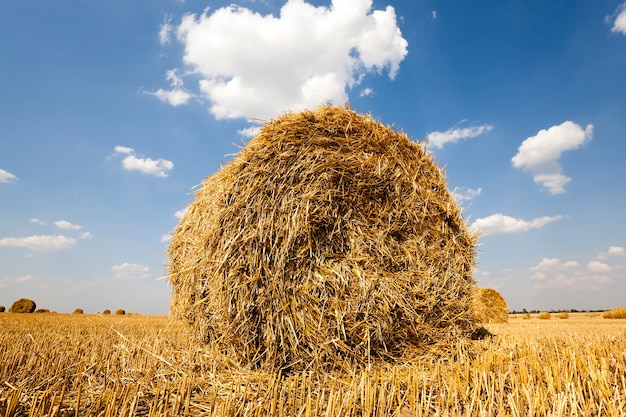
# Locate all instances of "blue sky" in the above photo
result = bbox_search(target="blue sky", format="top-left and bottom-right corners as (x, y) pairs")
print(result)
(1, 0), (625, 314)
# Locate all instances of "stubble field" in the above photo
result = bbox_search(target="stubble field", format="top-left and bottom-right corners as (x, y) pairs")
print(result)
(0, 312), (625, 416)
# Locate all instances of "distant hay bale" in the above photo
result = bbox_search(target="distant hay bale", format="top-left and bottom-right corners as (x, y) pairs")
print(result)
(0, 306), (5, 313)
(34, 309), (50, 313)
(168, 105), (478, 370)
(557, 312), (570, 319)
(73, 308), (84, 314)
(9, 298), (36, 313)
(537, 312), (551, 320)
(103, 309), (111, 315)
(115, 309), (126, 315)
(472, 288), (508, 323)
(603, 307), (626, 319)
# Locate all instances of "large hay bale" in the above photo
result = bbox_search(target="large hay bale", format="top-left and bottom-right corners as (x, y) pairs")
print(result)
(9, 298), (36, 313)
(472, 288), (509, 323)
(168, 106), (478, 370)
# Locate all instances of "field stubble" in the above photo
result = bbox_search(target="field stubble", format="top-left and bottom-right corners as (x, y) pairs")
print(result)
(0, 313), (625, 416)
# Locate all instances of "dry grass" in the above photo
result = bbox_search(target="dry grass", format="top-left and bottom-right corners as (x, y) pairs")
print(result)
(0, 312), (625, 416)
(603, 307), (626, 319)
(168, 105), (478, 371)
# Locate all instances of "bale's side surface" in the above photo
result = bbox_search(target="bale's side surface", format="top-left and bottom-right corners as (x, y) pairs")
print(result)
(9, 298), (36, 313)
(472, 288), (509, 323)
(168, 106), (478, 370)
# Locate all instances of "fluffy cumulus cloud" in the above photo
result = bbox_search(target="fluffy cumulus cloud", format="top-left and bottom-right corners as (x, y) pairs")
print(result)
(512, 121), (593, 195)
(54, 220), (82, 230)
(29, 218), (46, 225)
(0, 168), (17, 183)
(156, 0), (408, 120)
(427, 122), (493, 149)
(113, 146), (174, 178)
(112, 262), (151, 280)
(0, 235), (77, 252)
(529, 256), (615, 291)
(610, 3), (626, 35)
(471, 213), (564, 236)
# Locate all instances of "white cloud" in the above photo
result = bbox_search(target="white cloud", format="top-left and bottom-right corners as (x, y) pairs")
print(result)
(159, 15), (173, 45)
(113, 146), (174, 178)
(174, 207), (188, 219)
(15, 274), (33, 283)
(54, 220), (82, 230)
(112, 262), (151, 280)
(162, 0), (407, 120)
(426, 121), (493, 149)
(471, 213), (564, 236)
(0, 168), (17, 183)
(114, 145), (134, 154)
(610, 3), (626, 35)
(147, 69), (193, 107)
(359, 87), (374, 97)
(238, 126), (261, 138)
(530, 258), (578, 280)
(0, 235), (77, 252)
(160, 234), (173, 243)
(595, 245), (625, 260)
(511, 121), (593, 195)
(79, 232), (93, 239)
(587, 261), (612, 273)
(453, 187), (482, 203)
(527, 256), (616, 291)
(30, 218), (46, 225)
(431, 10), (437, 20)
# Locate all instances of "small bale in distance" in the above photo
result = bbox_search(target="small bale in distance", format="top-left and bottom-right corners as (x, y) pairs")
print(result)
(34, 308), (50, 313)
(472, 288), (509, 323)
(537, 312), (551, 320)
(9, 298), (36, 313)
(168, 105), (478, 371)
(556, 312), (569, 319)
(115, 309), (126, 315)
(603, 307), (626, 319)
(0, 306), (5, 312)
(103, 309), (111, 315)
(73, 308), (84, 314)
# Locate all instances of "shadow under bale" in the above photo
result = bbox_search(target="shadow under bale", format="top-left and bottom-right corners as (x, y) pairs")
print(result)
(168, 106), (478, 371)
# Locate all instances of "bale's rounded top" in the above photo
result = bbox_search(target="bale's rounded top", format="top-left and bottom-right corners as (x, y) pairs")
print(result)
(169, 106), (478, 370)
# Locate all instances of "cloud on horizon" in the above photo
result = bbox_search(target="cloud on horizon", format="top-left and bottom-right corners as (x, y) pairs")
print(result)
(112, 262), (151, 280)
(512, 121), (593, 195)
(471, 213), (565, 236)
(0, 235), (77, 252)
(153, 0), (408, 121)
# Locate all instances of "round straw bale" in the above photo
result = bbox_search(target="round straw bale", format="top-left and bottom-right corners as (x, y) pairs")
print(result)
(9, 298), (36, 313)
(472, 288), (509, 323)
(0, 306), (5, 312)
(103, 309), (111, 315)
(73, 308), (84, 314)
(168, 106), (478, 370)
(115, 309), (126, 315)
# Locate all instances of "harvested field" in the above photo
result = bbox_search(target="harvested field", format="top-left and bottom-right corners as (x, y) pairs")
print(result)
(1, 312), (625, 416)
